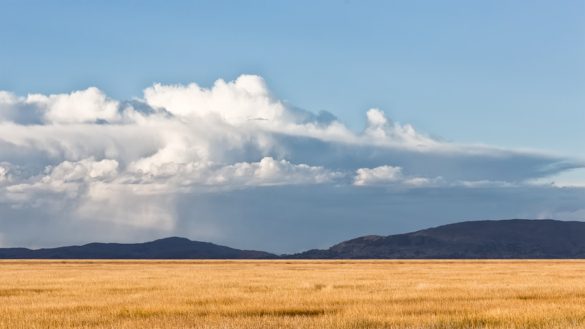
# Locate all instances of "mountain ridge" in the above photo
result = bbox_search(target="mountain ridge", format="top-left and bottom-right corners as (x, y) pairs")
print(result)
(1, 219), (585, 259)
(0, 236), (276, 259)
(289, 219), (585, 259)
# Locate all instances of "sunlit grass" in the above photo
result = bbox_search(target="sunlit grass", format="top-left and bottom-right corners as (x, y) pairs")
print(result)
(1, 260), (584, 328)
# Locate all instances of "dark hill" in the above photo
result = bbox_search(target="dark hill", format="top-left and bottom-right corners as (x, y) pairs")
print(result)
(290, 219), (585, 259)
(1, 220), (585, 259)
(0, 237), (276, 259)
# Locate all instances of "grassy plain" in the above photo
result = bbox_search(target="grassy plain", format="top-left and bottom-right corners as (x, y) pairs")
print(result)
(0, 260), (584, 328)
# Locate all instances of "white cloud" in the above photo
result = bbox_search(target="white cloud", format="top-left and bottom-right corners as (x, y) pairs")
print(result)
(363, 108), (436, 147)
(49, 158), (119, 181)
(0, 165), (7, 183)
(354, 165), (403, 186)
(0, 155), (339, 229)
(27, 87), (121, 124)
(209, 157), (342, 186)
(353, 165), (445, 187)
(403, 177), (442, 187)
(455, 180), (515, 188)
(143, 75), (290, 125)
(3, 158), (118, 205)
(0, 75), (583, 234)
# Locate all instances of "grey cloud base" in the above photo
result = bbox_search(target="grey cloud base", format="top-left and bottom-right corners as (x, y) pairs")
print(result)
(1, 184), (583, 253)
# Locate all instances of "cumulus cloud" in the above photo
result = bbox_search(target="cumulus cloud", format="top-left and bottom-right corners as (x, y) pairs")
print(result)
(1, 156), (339, 229)
(0, 74), (583, 247)
(0, 165), (7, 183)
(143, 75), (291, 124)
(206, 157), (341, 186)
(1, 88), (125, 125)
(30, 87), (121, 124)
(363, 108), (435, 147)
(352, 165), (520, 188)
(354, 165), (403, 186)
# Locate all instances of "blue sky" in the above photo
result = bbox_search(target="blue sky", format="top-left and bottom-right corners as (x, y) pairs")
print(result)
(1, 0), (583, 151)
(0, 1), (583, 251)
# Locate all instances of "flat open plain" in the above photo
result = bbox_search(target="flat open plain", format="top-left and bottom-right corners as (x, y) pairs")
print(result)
(1, 260), (584, 328)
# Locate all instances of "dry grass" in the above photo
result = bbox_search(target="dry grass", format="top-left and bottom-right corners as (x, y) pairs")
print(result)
(1, 260), (585, 328)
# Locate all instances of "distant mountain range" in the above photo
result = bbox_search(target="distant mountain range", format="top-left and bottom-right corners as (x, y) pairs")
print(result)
(1, 219), (585, 259)
(289, 219), (585, 259)
(0, 237), (276, 259)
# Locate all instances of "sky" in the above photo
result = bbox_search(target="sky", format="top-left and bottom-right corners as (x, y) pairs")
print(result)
(0, 1), (584, 253)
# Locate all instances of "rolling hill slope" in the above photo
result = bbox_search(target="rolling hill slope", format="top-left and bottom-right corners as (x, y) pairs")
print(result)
(290, 219), (585, 259)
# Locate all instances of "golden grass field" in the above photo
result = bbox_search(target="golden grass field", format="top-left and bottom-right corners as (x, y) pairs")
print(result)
(1, 260), (585, 328)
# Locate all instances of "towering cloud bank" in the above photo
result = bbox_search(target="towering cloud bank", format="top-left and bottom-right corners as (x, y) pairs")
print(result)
(0, 75), (583, 248)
